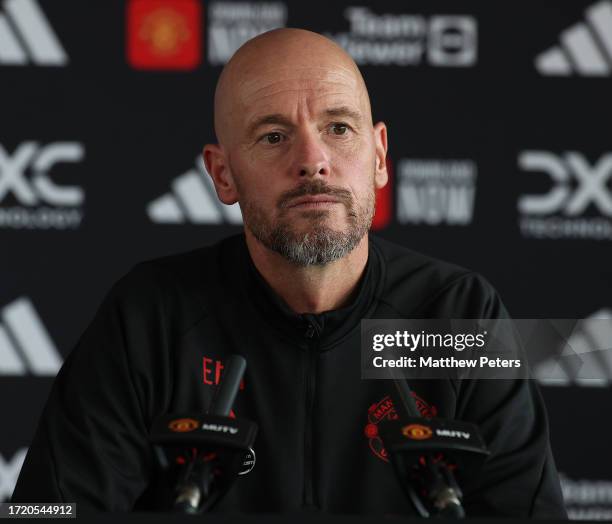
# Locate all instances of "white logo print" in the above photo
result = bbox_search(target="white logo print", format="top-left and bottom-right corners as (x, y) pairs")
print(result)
(0, 449), (26, 501)
(147, 157), (242, 225)
(0, 142), (85, 229)
(0, 0), (67, 66)
(0, 298), (62, 376)
(518, 151), (612, 240)
(207, 2), (287, 65)
(535, 1), (612, 77)
(519, 152), (612, 216)
(396, 159), (477, 225)
(534, 310), (612, 387)
(201, 423), (238, 434)
(327, 8), (477, 67)
(560, 473), (612, 520)
(0, 142), (84, 207)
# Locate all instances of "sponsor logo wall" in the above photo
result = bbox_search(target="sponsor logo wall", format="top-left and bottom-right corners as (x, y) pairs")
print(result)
(0, 0), (67, 66)
(518, 151), (612, 240)
(0, 450), (26, 502)
(1, 1), (611, 518)
(147, 157), (242, 225)
(0, 298), (62, 376)
(326, 7), (477, 67)
(0, 142), (85, 230)
(207, 1), (287, 65)
(535, 1), (612, 77)
(396, 159), (477, 226)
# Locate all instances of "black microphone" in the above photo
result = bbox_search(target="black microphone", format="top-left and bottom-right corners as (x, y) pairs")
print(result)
(150, 354), (257, 514)
(389, 368), (420, 418)
(209, 355), (246, 416)
(383, 373), (489, 519)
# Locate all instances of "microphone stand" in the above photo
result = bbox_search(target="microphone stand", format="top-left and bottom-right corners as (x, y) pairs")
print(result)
(151, 355), (256, 514)
(385, 372), (486, 519)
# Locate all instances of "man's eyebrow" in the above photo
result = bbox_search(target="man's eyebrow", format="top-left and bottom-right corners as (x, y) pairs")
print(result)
(246, 114), (294, 138)
(246, 107), (363, 138)
(323, 106), (363, 122)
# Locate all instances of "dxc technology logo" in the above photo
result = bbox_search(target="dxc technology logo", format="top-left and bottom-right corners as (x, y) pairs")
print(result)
(518, 151), (612, 240)
(0, 0), (67, 66)
(535, 1), (612, 77)
(147, 156), (242, 225)
(0, 142), (85, 229)
(0, 297), (62, 376)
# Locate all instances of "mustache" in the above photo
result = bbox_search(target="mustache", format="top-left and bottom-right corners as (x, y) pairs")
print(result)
(278, 180), (353, 209)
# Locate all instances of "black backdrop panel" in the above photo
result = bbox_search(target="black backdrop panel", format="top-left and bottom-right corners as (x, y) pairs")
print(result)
(1, 1), (611, 518)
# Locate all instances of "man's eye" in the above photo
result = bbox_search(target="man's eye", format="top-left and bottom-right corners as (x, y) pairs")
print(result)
(263, 132), (283, 144)
(330, 123), (349, 135)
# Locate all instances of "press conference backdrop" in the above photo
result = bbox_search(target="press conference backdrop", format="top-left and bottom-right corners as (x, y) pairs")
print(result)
(1, 0), (611, 517)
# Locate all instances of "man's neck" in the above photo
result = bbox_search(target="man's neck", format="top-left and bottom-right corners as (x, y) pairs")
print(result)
(244, 232), (370, 315)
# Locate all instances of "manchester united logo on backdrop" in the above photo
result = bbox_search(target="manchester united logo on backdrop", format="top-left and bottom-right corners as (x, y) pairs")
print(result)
(365, 393), (437, 462)
(127, 0), (202, 70)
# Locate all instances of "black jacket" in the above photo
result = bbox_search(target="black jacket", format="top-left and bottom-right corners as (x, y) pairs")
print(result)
(12, 234), (566, 517)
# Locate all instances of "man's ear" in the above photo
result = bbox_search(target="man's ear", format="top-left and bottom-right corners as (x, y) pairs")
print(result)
(373, 122), (388, 190)
(203, 144), (239, 205)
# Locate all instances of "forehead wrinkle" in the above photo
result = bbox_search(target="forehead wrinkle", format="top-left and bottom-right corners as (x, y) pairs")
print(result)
(236, 65), (359, 87)
(240, 86), (360, 109)
(238, 78), (360, 104)
(243, 93), (364, 124)
(235, 65), (360, 101)
(238, 67), (357, 83)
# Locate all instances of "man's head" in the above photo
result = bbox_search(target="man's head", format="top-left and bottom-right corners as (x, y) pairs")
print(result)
(204, 28), (388, 266)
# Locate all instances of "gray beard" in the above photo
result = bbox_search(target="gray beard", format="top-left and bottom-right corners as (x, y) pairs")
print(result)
(241, 188), (375, 267)
(252, 220), (368, 266)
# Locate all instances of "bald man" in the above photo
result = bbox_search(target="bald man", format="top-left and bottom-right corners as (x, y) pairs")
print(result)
(13, 30), (566, 517)
(205, 28), (386, 314)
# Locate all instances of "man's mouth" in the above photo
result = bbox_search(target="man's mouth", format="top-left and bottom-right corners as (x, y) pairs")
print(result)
(287, 195), (341, 209)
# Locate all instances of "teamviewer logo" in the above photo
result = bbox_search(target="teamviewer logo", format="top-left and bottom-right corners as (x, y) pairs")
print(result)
(535, 1), (612, 77)
(0, 297), (62, 376)
(147, 157), (242, 225)
(0, 0), (67, 66)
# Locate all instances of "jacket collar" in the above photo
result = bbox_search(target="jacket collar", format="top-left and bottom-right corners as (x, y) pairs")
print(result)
(237, 233), (384, 351)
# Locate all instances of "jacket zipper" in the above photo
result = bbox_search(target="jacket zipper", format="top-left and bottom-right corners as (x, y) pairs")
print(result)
(303, 321), (318, 508)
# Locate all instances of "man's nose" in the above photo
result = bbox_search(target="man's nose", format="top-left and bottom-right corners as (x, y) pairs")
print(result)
(293, 129), (331, 178)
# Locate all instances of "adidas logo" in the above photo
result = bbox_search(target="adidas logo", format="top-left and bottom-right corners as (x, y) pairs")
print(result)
(535, 1), (612, 76)
(0, 449), (26, 501)
(0, 0), (67, 66)
(147, 157), (242, 225)
(0, 297), (62, 376)
(534, 309), (612, 387)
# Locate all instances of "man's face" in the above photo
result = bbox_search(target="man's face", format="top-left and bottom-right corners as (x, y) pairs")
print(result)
(212, 60), (387, 266)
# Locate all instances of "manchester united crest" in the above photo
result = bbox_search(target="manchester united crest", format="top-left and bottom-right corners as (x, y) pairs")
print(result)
(365, 393), (437, 462)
